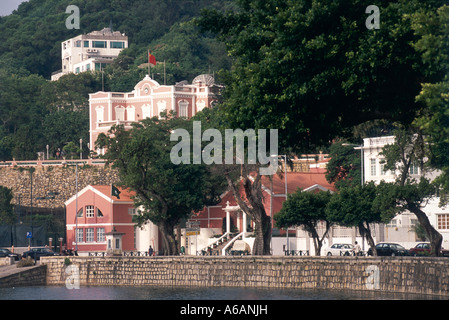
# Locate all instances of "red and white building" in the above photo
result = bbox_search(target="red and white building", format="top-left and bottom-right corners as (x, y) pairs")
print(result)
(187, 171), (337, 255)
(65, 185), (160, 255)
(89, 74), (220, 155)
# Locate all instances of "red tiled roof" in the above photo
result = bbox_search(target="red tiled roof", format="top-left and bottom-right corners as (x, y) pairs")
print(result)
(261, 172), (336, 195)
(91, 185), (135, 202)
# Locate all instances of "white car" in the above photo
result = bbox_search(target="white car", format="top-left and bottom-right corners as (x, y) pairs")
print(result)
(326, 243), (355, 256)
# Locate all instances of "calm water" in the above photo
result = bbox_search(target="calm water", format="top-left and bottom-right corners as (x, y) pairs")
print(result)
(0, 285), (439, 300)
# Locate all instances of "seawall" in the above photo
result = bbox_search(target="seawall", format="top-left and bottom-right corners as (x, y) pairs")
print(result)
(41, 256), (449, 297)
(0, 264), (47, 288)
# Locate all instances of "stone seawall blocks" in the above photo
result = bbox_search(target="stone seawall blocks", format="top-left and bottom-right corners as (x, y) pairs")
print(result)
(40, 256), (449, 297)
(0, 265), (47, 288)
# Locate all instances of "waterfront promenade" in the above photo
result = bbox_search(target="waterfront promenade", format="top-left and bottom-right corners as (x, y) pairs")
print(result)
(1, 255), (448, 298)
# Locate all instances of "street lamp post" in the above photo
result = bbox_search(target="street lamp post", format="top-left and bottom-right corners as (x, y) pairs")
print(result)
(282, 155), (289, 252)
(64, 161), (79, 252)
(342, 143), (365, 250)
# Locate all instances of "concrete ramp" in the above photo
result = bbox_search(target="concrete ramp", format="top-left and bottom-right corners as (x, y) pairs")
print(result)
(0, 264), (46, 288)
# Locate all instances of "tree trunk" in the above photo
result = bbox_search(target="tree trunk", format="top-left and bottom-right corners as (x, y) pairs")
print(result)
(409, 204), (442, 256)
(158, 222), (179, 256)
(358, 222), (377, 256)
(252, 211), (272, 255)
(224, 169), (272, 255)
(307, 222), (331, 256)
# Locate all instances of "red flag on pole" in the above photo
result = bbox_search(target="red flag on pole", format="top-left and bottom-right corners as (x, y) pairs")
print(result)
(148, 52), (156, 66)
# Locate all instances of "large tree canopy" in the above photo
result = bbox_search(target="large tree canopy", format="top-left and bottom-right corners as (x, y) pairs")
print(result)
(96, 112), (226, 255)
(275, 189), (333, 256)
(197, 0), (447, 152)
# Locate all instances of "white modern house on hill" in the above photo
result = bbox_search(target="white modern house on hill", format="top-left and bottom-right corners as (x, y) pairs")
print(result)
(51, 27), (128, 81)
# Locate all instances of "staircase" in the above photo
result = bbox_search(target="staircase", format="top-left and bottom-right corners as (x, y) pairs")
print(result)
(197, 233), (237, 256)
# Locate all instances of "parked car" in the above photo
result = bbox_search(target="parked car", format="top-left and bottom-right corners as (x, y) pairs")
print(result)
(367, 243), (409, 256)
(326, 243), (355, 256)
(22, 247), (55, 260)
(409, 242), (449, 257)
(0, 248), (20, 261)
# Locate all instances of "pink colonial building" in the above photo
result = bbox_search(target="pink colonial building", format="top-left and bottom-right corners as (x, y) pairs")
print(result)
(89, 74), (220, 154)
(65, 185), (150, 254)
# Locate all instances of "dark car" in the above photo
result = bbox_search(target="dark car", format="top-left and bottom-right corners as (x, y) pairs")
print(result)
(367, 243), (409, 256)
(409, 242), (449, 257)
(0, 248), (20, 261)
(22, 247), (55, 260)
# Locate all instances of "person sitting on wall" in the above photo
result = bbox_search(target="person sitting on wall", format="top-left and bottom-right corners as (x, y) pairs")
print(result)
(352, 241), (362, 256)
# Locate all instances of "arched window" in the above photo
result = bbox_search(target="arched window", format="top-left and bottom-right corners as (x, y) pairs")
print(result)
(115, 106), (125, 121)
(178, 100), (189, 118)
(196, 100), (206, 113)
(95, 106), (104, 124)
(142, 104), (152, 119)
(157, 100), (167, 117)
(126, 106), (135, 121)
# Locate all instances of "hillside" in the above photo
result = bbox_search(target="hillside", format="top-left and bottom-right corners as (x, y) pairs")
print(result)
(0, 0), (234, 161)
(0, 0), (234, 79)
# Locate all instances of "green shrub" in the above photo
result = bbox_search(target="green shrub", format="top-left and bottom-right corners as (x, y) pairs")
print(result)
(16, 257), (35, 268)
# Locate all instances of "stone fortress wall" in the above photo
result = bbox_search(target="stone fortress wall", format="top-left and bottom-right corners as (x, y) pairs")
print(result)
(0, 160), (119, 210)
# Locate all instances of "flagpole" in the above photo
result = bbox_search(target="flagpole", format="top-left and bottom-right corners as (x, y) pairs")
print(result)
(148, 50), (150, 77)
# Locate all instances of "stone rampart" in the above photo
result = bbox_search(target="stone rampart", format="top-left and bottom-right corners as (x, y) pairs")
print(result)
(0, 160), (119, 209)
(41, 256), (449, 297)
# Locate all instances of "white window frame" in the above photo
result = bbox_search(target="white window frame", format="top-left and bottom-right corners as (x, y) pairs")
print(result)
(142, 104), (152, 119)
(95, 106), (104, 124)
(370, 159), (377, 176)
(76, 228), (84, 243)
(115, 106), (125, 121)
(86, 228), (94, 242)
(126, 106), (136, 121)
(97, 228), (105, 242)
(178, 100), (189, 118)
(437, 214), (449, 230)
(86, 205), (95, 218)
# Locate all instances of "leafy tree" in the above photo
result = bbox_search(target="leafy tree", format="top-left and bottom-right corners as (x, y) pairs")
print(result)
(275, 189), (333, 256)
(192, 107), (274, 256)
(42, 109), (89, 159)
(0, 0), (233, 79)
(0, 186), (14, 225)
(197, 0), (446, 152)
(96, 111), (225, 255)
(326, 182), (391, 256)
(379, 125), (443, 256)
(325, 141), (362, 190)
(411, 5), (449, 200)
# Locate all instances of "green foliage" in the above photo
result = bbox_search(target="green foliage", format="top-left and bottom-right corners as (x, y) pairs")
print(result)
(326, 182), (388, 227)
(197, 0), (447, 152)
(0, 0), (232, 161)
(275, 189), (332, 255)
(0, 186), (14, 225)
(0, 0), (233, 79)
(275, 190), (332, 229)
(16, 256), (35, 268)
(325, 141), (362, 190)
(411, 5), (449, 199)
(96, 111), (227, 255)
